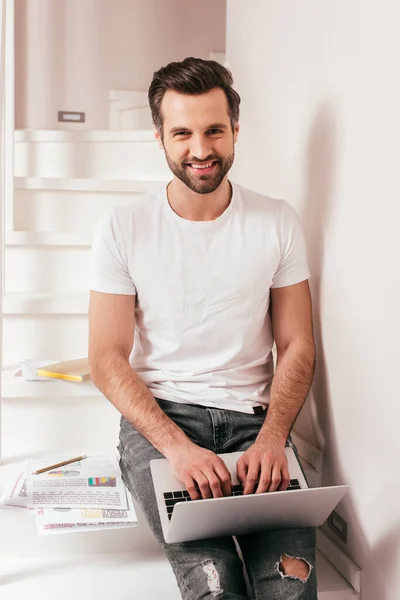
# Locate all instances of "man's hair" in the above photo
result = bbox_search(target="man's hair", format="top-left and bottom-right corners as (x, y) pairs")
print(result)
(148, 57), (241, 135)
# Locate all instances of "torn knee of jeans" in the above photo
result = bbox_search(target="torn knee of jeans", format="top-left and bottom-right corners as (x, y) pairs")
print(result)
(202, 560), (224, 597)
(276, 553), (313, 583)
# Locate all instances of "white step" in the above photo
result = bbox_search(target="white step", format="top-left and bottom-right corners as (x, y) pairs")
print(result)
(0, 550), (357, 600)
(0, 396), (120, 460)
(14, 178), (166, 232)
(15, 130), (157, 143)
(3, 291), (89, 314)
(1, 368), (100, 399)
(6, 231), (94, 246)
(14, 130), (172, 180)
(2, 314), (88, 365)
(5, 247), (90, 294)
(15, 176), (167, 193)
(0, 462), (357, 599)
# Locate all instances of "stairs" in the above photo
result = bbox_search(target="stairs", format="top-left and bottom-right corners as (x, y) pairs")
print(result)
(0, 130), (360, 599)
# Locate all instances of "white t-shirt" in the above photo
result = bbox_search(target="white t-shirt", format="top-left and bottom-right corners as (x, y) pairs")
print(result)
(90, 182), (310, 414)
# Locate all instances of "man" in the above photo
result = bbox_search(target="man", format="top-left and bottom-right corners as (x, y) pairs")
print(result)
(89, 57), (317, 599)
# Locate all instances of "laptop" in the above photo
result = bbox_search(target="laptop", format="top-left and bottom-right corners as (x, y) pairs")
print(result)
(150, 448), (349, 544)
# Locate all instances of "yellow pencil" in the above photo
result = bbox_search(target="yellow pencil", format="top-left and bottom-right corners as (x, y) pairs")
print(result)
(32, 455), (87, 475)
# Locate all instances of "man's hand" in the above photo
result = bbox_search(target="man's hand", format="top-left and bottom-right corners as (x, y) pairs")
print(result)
(236, 439), (290, 494)
(166, 442), (232, 500)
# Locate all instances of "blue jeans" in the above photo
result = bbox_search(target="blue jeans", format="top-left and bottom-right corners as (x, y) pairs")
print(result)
(118, 398), (317, 599)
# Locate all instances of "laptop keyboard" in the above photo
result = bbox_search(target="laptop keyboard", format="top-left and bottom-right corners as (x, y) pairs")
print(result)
(163, 479), (301, 520)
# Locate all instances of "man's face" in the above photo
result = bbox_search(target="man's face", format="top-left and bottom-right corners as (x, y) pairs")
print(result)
(155, 88), (239, 194)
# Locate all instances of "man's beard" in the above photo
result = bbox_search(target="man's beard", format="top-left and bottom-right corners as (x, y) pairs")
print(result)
(164, 150), (235, 195)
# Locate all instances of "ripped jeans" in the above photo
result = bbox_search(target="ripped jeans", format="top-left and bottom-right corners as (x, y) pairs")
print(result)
(118, 398), (317, 599)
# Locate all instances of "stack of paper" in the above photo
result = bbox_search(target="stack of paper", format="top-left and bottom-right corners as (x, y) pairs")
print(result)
(0, 455), (138, 535)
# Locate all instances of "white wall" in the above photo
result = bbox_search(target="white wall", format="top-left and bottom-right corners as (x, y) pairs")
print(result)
(15, 0), (226, 130)
(227, 1), (399, 598)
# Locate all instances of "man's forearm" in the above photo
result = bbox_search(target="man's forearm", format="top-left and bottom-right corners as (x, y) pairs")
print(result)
(90, 353), (192, 457)
(257, 341), (315, 445)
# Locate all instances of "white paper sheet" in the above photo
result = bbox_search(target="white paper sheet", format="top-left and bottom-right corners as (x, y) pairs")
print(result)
(0, 464), (34, 512)
(36, 487), (138, 535)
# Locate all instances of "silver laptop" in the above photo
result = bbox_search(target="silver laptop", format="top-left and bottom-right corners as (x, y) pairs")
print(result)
(150, 448), (349, 544)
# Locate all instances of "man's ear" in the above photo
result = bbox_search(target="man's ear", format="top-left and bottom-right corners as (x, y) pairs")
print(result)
(233, 122), (240, 144)
(154, 128), (164, 149)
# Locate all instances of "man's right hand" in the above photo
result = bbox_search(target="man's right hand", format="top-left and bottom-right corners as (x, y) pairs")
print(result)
(165, 442), (232, 500)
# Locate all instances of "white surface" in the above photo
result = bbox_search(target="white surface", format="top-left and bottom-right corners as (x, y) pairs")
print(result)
(6, 230), (94, 246)
(0, 550), (357, 600)
(227, 2), (399, 597)
(14, 176), (167, 193)
(3, 291), (89, 314)
(15, 129), (156, 142)
(5, 245), (90, 293)
(14, 134), (171, 180)
(2, 314), (89, 365)
(0, 462), (357, 599)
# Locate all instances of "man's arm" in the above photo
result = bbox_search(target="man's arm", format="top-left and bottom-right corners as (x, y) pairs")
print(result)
(237, 280), (315, 494)
(88, 290), (232, 499)
(88, 290), (193, 455)
(258, 279), (315, 444)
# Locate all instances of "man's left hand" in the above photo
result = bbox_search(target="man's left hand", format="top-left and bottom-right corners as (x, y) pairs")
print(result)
(236, 440), (290, 494)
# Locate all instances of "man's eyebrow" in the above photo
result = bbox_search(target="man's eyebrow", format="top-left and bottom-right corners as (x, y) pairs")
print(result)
(169, 123), (228, 134)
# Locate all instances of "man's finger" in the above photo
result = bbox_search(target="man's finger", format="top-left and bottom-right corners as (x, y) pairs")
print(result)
(277, 464), (290, 491)
(255, 462), (273, 494)
(236, 458), (248, 489)
(243, 461), (260, 495)
(214, 461), (232, 497)
(185, 476), (201, 501)
(194, 472), (212, 499)
(267, 463), (283, 492)
(204, 470), (224, 498)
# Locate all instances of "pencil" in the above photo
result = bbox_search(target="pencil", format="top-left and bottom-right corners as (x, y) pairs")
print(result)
(32, 455), (88, 475)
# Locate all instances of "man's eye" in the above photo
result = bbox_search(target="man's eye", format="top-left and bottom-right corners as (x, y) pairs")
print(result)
(208, 129), (222, 135)
(175, 131), (189, 137)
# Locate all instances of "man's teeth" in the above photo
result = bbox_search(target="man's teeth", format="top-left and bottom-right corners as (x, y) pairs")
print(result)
(190, 162), (214, 169)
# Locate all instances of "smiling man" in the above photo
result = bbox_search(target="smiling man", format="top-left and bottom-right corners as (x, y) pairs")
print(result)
(89, 57), (317, 599)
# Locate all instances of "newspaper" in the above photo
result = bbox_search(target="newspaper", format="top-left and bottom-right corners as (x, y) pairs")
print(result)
(0, 455), (138, 535)
(27, 455), (128, 509)
(36, 487), (138, 536)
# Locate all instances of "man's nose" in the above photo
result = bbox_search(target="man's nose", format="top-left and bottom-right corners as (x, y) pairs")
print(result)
(189, 136), (212, 161)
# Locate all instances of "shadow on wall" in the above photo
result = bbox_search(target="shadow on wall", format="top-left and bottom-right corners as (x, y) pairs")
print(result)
(298, 103), (397, 600)
(294, 102), (336, 450)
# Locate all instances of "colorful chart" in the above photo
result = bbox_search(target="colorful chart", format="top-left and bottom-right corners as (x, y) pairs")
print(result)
(88, 477), (116, 488)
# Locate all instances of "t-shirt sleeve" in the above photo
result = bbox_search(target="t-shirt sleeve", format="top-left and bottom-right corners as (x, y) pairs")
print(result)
(271, 201), (310, 289)
(90, 209), (137, 295)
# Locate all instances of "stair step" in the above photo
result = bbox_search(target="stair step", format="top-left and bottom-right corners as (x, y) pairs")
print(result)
(6, 231), (94, 247)
(0, 464), (357, 600)
(2, 314), (89, 366)
(15, 177), (168, 192)
(15, 130), (171, 180)
(15, 130), (157, 142)
(1, 368), (100, 398)
(0, 550), (357, 600)
(14, 182), (164, 232)
(3, 292), (89, 315)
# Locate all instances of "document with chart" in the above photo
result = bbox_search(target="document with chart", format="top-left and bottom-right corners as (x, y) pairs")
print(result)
(0, 456), (138, 535)
(27, 455), (129, 509)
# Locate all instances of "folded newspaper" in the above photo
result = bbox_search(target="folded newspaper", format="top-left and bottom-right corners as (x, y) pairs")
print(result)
(0, 454), (138, 535)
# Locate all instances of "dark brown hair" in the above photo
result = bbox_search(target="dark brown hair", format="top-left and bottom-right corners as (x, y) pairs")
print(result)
(148, 57), (241, 136)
